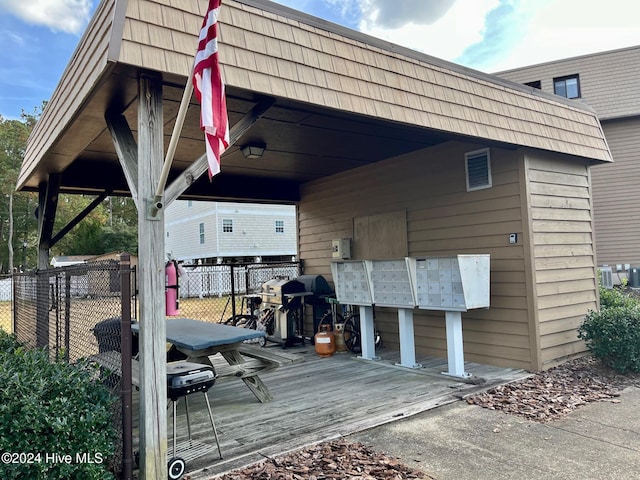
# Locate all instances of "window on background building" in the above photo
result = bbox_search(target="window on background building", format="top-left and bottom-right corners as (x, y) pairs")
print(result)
(465, 148), (492, 191)
(222, 219), (233, 233)
(525, 80), (541, 89)
(199, 223), (205, 244)
(275, 220), (284, 233)
(187, 200), (193, 207)
(553, 74), (580, 98)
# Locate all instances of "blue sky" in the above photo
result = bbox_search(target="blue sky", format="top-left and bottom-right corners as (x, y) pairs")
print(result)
(1, 0), (639, 120)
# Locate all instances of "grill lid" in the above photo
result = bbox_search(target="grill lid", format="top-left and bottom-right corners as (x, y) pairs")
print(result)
(166, 362), (216, 399)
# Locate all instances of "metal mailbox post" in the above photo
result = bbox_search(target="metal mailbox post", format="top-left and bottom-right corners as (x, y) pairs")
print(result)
(332, 255), (491, 378)
(407, 254), (491, 378)
(329, 260), (377, 361)
(367, 259), (420, 368)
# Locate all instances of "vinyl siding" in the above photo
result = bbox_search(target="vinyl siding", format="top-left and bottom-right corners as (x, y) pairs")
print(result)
(524, 152), (597, 368)
(165, 201), (297, 261)
(299, 141), (534, 370)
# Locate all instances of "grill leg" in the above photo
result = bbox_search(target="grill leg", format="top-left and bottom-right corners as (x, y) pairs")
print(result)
(184, 395), (192, 442)
(172, 399), (177, 458)
(203, 391), (223, 459)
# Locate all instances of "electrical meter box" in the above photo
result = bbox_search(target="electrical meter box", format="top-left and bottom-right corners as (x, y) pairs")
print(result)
(367, 259), (416, 308)
(331, 238), (351, 259)
(407, 255), (490, 311)
(330, 260), (372, 306)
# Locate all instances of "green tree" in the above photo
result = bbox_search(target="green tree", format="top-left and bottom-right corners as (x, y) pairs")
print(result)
(1, 104), (138, 270)
(104, 196), (137, 229)
(100, 196), (138, 255)
(102, 222), (138, 255)
(0, 109), (39, 273)
(52, 194), (138, 257)
(52, 195), (106, 257)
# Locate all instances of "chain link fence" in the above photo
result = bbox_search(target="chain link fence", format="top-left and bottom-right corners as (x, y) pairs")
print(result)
(0, 274), (11, 332)
(11, 258), (302, 478)
(12, 259), (136, 478)
(177, 261), (301, 322)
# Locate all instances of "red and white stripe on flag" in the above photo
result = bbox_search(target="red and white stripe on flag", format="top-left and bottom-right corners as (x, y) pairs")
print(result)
(193, 0), (229, 179)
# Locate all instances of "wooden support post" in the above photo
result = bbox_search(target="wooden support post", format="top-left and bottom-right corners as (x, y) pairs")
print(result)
(35, 175), (60, 348)
(105, 112), (139, 208)
(136, 72), (167, 479)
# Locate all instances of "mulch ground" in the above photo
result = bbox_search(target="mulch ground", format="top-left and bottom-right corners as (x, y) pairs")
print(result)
(202, 356), (639, 480)
(214, 439), (433, 480)
(467, 355), (639, 422)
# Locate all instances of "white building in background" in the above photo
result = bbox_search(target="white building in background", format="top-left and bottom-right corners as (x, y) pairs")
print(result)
(165, 201), (297, 264)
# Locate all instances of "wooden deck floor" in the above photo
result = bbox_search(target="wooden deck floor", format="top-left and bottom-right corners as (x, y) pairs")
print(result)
(132, 344), (530, 479)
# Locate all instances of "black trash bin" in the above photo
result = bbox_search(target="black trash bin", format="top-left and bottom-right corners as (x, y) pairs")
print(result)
(92, 317), (139, 356)
(296, 274), (334, 335)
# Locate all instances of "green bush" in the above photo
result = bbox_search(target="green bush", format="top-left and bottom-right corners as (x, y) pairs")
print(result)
(578, 305), (640, 374)
(0, 331), (117, 479)
(598, 285), (640, 309)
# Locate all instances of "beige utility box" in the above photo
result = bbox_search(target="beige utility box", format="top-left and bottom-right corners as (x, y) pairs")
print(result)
(331, 238), (351, 260)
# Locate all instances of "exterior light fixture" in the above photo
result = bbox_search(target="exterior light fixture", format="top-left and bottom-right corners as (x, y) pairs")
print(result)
(241, 144), (265, 159)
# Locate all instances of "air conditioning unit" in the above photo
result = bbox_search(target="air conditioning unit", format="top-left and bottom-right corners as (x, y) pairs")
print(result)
(599, 266), (613, 289)
(628, 266), (640, 288)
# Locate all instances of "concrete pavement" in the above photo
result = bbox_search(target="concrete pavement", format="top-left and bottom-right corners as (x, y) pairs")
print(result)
(348, 385), (640, 480)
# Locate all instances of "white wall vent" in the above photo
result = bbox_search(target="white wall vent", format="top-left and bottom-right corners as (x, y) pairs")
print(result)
(465, 148), (492, 191)
(599, 266), (613, 289)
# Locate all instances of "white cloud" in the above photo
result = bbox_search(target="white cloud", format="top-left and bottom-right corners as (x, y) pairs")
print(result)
(487, 0), (640, 72)
(359, 0), (457, 29)
(1, 0), (91, 34)
(0, 30), (27, 48)
(358, 0), (501, 63)
(349, 0), (640, 73)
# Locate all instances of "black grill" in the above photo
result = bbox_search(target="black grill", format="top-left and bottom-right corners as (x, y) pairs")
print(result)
(166, 362), (216, 401)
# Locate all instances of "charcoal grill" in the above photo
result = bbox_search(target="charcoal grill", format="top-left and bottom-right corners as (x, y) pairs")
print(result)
(166, 362), (222, 480)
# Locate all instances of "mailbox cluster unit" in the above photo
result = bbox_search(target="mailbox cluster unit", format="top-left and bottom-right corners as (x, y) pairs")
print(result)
(330, 255), (490, 377)
(331, 255), (490, 311)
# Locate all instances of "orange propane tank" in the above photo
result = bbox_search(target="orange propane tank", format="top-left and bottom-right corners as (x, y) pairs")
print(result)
(314, 325), (336, 357)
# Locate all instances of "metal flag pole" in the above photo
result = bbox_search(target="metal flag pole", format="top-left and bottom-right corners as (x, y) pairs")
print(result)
(149, 67), (195, 218)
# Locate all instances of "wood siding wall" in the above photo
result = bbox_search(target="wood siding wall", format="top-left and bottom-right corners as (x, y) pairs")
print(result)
(496, 46), (640, 121)
(496, 48), (640, 268)
(591, 118), (640, 266)
(20, 0), (612, 192)
(524, 152), (597, 368)
(118, 0), (610, 162)
(299, 141), (535, 370)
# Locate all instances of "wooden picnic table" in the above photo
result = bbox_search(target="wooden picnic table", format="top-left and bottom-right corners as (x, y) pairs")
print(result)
(132, 318), (275, 403)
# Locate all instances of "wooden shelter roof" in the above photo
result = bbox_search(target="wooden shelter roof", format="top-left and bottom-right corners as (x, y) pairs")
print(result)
(18, 0), (612, 203)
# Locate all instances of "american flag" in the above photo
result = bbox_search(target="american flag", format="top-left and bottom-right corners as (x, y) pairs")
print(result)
(193, 0), (229, 179)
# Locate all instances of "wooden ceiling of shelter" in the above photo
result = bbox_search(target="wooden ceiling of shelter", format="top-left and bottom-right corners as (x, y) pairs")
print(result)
(27, 65), (458, 204)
